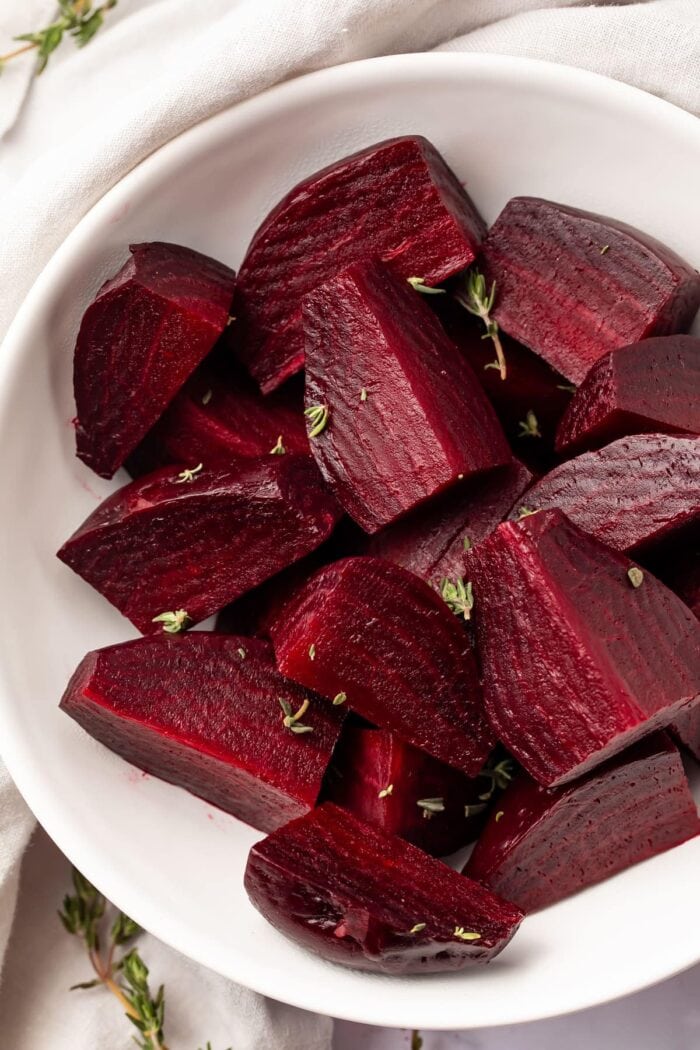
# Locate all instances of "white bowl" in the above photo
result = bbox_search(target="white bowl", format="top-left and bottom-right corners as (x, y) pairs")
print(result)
(0, 53), (698, 1031)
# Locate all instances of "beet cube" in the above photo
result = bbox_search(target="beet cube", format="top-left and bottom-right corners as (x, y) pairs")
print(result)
(466, 509), (700, 786)
(556, 334), (700, 455)
(367, 459), (532, 587)
(326, 726), (492, 856)
(57, 456), (341, 634)
(60, 633), (344, 832)
(271, 556), (493, 775)
(244, 803), (523, 973)
(302, 260), (510, 533)
(510, 434), (700, 554)
(465, 734), (699, 911)
(235, 136), (486, 392)
(74, 242), (237, 478)
(481, 197), (700, 384)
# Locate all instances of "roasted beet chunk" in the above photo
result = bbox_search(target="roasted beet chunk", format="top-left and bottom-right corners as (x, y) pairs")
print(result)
(74, 242), (237, 478)
(511, 434), (700, 554)
(270, 556), (493, 775)
(244, 803), (523, 973)
(556, 335), (700, 455)
(126, 364), (308, 476)
(60, 634), (344, 832)
(466, 509), (700, 786)
(302, 260), (510, 533)
(326, 727), (493, 856)
(57, 456), (341, 634)
(480, 198), (700, 384)
(464, 734), (699, 911)
(235, 136), (486, 391)
(368, 460), (532, 587)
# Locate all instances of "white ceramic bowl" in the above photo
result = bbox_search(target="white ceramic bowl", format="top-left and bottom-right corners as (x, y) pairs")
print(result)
(0, 53), (698, 1031)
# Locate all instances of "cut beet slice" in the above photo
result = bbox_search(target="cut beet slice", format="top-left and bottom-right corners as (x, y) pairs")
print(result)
(74, 242), (237, 478)
(126, 363), (308, 477)
(244, 802), (523, 973)
(464, 734), (699, 911)
(556, 334), (700, 455)
(60, 633), (344, 832)
(57, 455), (341, 634)
(466, 509), (700, 786)
(235, 136), (486, 391)
(270, 556), (493, 776)
(302, 260), (510, 533)
(325, 726), (494, 856)
(510, 434), (700, 554)
(480, 197), (700, 384)
(367, 460), (532, 587)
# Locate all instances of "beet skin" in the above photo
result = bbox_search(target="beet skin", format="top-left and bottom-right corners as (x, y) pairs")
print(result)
(57, 456), (341, 634)
(244, 803), (523, 973)
(60, 633), (344, 832)
(466, 509), (700, 786)
(270, 556), (494, 776)
(464, 734), (699, 911)
(74, 242), (237, 478)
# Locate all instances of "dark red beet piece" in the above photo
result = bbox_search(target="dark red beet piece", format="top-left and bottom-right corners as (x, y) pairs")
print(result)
(481, 197), (700, 384)
(466, 509), (700, 787)
(367, 460), (532, 587)
(235, 136), (486, 392)
(510, 434), (700, 554)
(556, 335), (700, 455)
(464, 734), (699, 911)
(325, 727), (491, 856)
(126, 363), (308, 477)
(57, 456), (341, 634)
(302, 260), (510, 533)
(244, 803), (523, 973)
(60, 633), (344, 832)
(74, 242), (237, 478)
(270, 556), (493, 776)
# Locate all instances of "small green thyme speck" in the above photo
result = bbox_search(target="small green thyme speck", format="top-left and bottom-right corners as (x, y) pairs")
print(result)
(628, 567), (644, 588)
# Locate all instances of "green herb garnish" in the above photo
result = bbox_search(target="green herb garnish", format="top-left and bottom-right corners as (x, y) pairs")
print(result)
(304, 404), (329, 438)
(440, 577), (474, 620)
(1, 0), (118, 77)
(462, 536), (472, 551)
(378, 784), (394, 799)
(175, 463), (203, 484)
(454, 927), (481, 942)
(409, 923), (426, 935)
(151, 610), (190, 634)
(627, 567), (644, 588)
(454, 270), (507, 380)
(360, 387), (368, 402)
(269, 435), (286, 455)
(332, 692), (347, 706)
(518, 410), (541, 438)
(417, 797), (445, 820)
(279, 697), (314, 735)
(477, 757), (514, 801)
(308, 643), (316, 661)
(407, 277), (446, 296)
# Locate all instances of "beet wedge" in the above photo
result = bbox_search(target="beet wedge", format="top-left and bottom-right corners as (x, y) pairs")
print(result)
(510, 434), (700, 554)
(57, 456), (341, 634)
(368, 460), (532, 587)
(302, 260), (510, 533)
(235, 136), (486, 392)
(270, 556), (494, 776)
(466, 509), (700, 786)
(127, 363), (308, 477)
(244, 803), (523, 973)
(60, 633), (344, 832)
(464, 734), (699, 912)
(480, 197), (700, 384)
(556, 334), (700, 455)
(74, 242), (237, 478)
(326, 726), (495, 856)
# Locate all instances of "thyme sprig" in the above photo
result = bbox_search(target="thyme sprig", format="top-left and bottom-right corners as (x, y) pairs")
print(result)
(407, 277), (447, 296)
(151, 609), (190, 634)
(477, 756), (514, 801)
(279, 697), (314, 734)
(304, 404), (329, 438)
(176, 463), (203, 483)
(417, 797), (445, 820)
(454, 926), (481, 942)
(454, 270), (507, 380)
(0, 0), (117, 76)
(518, 410), (541, 439)
(269, 435), (286, 455)
(440, 577), (474, 621)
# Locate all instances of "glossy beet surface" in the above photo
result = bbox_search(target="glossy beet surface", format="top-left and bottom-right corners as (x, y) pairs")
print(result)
(57, 456), (341, 634)
(235, 136), (486, 391)
(302, 260), (510, 533)
(367, 460), (532, 587)
(481, 198), (700, 384)
(270, 556), (493, 775)
(325, 727), (490, 856)
(60, 633), (344, 832)
(556, 335), (700, 455)
(126, 364), (308, 476)
(465, 734), (699, 911)
(511, 434), (700, 554)
(466, 509), (700, 786)
(244, 803), (523, 973)
(74, 242), (237, 478)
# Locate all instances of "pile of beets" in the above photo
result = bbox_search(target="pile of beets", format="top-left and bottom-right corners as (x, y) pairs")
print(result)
(58, 136), (700, 975)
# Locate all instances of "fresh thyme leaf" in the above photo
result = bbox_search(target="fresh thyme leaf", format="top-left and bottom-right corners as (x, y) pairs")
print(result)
(600, 244), (610, 255)
(332, 692), (347, 706)
(477, 757), (514, 801)
(304, 404), (329, 438)
(462, 536), (472, 551)
(176, 463), (203, 483)
(407, 276), (447, 296)
(270, 435), (286, 455)
(517, 506), (538, 519)
(378, 784), (394, 799)
(308, 643), (316, 661)
(454, 270), (507, 380)
(279, 697), (313, 734)
(518, 410), (541, 439)
(237, 647), (246, 659)
(440, 577), (474, 620)
(70, 978), (101, 990)
(454, 926), (481, 941)
(417, 797), (445, 819)
(151, 609), (190, 634)
(360, 387), (368, 401)
(627, 566), (644, 588)
(409, 923), (426, 934)
(495, 810), (504, 822)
